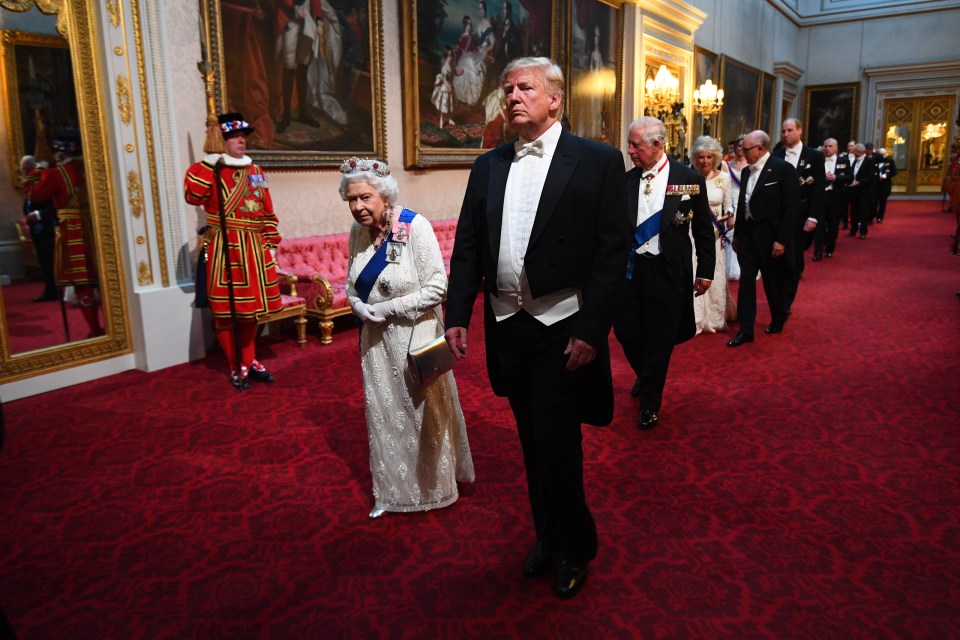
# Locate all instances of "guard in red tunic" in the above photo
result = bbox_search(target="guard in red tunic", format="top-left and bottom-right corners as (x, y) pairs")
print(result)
(184, 113), (283, 388)
(31, 137), (104, 337)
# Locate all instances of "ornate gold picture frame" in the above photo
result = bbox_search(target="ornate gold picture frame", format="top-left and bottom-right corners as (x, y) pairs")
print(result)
(565, 0), (623, 148)
(400, 0), (562, 168)
(717, 54), (761, 144)
(199, 0), (386, 169)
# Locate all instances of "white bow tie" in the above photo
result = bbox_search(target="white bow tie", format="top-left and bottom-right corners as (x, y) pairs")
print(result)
(515, 139), (545, 159)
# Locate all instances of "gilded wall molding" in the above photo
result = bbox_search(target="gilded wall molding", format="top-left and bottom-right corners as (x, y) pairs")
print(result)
(106, 0), (121, 28)
(116, 73), (132, 124)
(127, 169), (142, 218)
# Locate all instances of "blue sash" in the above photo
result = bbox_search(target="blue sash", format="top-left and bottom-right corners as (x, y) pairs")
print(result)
(626, 210), (662, 280)
(355, 209), (416, 302)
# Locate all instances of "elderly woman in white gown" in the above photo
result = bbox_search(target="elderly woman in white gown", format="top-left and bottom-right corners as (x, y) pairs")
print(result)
(341, 157), (474, 518)
(690, 136), (734, 334)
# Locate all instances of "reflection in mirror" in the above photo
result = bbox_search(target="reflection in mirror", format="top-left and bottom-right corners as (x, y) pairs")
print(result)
(1, 10), (101, 356)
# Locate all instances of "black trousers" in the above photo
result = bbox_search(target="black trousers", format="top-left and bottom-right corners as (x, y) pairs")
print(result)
(877, 181), (893, 220)
(494, 310), (598, 564)
(614, 253), (684, 413)
(816, 189), (845, 255)
(849, 185), (870, 236)
(734, 220), (792, 334)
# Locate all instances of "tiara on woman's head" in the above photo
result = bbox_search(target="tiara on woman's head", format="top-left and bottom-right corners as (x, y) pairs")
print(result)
(340, 157), (390, 177)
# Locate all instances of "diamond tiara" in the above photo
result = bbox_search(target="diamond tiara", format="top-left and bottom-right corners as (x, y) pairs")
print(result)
(340, 157), (390, 177)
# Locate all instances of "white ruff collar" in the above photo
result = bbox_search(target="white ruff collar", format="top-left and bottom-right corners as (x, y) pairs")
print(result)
(204, 153), (252, 167)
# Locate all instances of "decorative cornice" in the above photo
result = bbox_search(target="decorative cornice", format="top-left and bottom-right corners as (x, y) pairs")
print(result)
(864, 59), (960, 77)
(774, 60), (804, 82)
(637, 0), (707, 34)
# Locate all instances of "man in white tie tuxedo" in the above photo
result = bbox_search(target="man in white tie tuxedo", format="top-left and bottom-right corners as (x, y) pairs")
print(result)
(848, 143), (877, 238)
(613, 116), (714, 431)
(815, 138), (852, 259)
(771, 118), (825, 313)
(445, 57), (627, 599)
(727, 130), (799, 347)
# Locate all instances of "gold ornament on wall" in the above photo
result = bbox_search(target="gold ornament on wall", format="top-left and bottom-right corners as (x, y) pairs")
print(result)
(106, 0), (120, 27)
(116, 74), (131, 124)
(137, 260), (152, 286)
(127, 170), (143, 219)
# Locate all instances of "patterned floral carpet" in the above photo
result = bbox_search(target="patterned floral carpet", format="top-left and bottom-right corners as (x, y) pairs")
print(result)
(1, 201), (958, 639)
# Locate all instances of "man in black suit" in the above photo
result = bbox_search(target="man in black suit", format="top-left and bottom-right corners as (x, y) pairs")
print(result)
(613, 116), (714, 430)
(875, 147), (898, 222)
(772, 118), (824, 310)
(865, 142), (881, 223)
(445, 57), (627, 599)
(847, 143), (877, 239)
(728, 130), (799, 347)
(815, 138), (852, 259)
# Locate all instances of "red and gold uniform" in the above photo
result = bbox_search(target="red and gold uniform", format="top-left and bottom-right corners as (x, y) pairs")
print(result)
(31, 159), (97, 287)
(184, 149), (282, 386)
(32, 157), (104, 336)
(184, 153), (283, 320)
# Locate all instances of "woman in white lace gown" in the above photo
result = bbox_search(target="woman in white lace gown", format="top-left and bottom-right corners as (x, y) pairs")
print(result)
(690, 136), (733, 334)
(721, 136), (748, 281)
(341, 157), (474, 518)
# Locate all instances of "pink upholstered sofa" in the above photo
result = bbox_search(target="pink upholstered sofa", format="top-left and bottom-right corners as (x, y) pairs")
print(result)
(276, 218), (458, 344)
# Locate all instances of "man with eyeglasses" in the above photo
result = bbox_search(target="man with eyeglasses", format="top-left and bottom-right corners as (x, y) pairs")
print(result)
(728, 130), (799, 347)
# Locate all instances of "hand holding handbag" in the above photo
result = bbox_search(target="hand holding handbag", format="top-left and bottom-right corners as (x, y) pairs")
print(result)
(404, 223), (455, 388)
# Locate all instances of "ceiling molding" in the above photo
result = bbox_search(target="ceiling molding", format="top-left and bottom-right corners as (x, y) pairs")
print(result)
(767, 0), (960, 26)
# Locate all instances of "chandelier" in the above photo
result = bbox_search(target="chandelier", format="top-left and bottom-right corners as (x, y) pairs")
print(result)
(694, 80), (724, 118)
(645, 65), (679, 114)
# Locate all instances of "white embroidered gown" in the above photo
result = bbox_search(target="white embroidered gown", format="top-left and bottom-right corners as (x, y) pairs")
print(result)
(692, 171), (732, 334)
(347, 211), (474, 514)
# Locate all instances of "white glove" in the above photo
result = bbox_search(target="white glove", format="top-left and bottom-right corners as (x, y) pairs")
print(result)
(353, 301), (384, 324)
(369, 299), (400, 319)
(27, 210), (40, 221)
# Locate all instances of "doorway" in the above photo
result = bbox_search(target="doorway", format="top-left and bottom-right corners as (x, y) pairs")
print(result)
(883, 95), (955, 194)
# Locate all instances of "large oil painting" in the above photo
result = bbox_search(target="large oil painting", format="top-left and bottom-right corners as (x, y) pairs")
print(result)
(203, 0), (386, 168)
(717, 55), (760, 145)
(401, 0), (560, 168)
(566, 0), (623, 147)
(803, 83), (858, 148)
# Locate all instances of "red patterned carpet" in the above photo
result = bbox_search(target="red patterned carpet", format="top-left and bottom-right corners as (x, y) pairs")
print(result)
(1, 201), (959, 639)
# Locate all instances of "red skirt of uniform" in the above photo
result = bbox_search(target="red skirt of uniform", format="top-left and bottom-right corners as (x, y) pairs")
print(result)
(204, 223), (282, 320)
(55, 210), (99, 287)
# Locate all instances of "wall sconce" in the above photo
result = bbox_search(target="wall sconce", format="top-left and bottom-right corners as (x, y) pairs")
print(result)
(693, 79), (724, 136)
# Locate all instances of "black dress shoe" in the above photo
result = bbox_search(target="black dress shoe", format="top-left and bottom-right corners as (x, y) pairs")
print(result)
(630, 379), (641, 398)
(248, 367), (276, 383)
(859, 234), (867, 239)
(812, 253), (822, 262)
(727, 333), (754, 347)
(523, 542), (555, 578)
(638, 410), (658, 430)
(764, 323), (783, 334)
(847, 229), (858, 237)
(825, 252), (833, 257)
(32, 293), (59, 302)
(555, 561), (588, 599)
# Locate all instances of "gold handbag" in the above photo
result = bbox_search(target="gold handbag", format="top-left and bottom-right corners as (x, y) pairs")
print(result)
(407, 332), (455, 387)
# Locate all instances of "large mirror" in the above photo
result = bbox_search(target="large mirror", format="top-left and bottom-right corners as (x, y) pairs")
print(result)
(0, 0), (129, 383)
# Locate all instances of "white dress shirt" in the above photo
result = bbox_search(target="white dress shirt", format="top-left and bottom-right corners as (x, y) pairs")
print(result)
(824, 154), (836, 190)
(784, 142), (802, 168)
(743, 151), (770, 219)
(492, 121), (581, 325)
(634, 154), (670, 256)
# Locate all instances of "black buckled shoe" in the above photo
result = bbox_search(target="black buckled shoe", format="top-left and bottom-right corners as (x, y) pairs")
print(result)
(230, 369), (250, 390)
(638, 409), (659, 430)
(248, 360), (276, 383)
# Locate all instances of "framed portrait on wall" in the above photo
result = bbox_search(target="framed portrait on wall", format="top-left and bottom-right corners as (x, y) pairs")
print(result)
(760, 72), (776, 139)
(201, 0), (386, 169)
(693, 45), (717, 138)
(401, 0), (561, 168)
(803, 83), (859, 148)
(566, 0), (623, 147)
(717, 55), (761, 145)
(0, 30), (77, 184)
